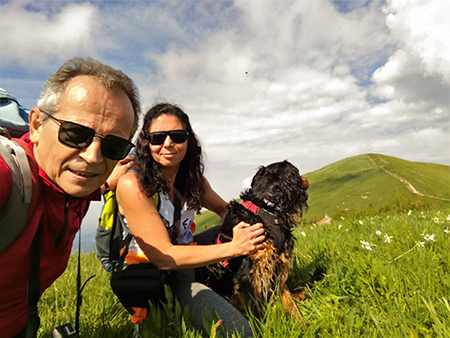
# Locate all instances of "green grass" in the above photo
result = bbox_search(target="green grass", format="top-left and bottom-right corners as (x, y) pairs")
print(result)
(37, 208), (450, 337)
(369, 154), (450, 200)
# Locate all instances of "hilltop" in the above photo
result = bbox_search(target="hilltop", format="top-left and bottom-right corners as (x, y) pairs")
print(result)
(194, 154), (450, 228)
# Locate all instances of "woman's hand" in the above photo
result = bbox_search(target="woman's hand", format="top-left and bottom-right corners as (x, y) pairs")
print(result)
(104, 157), (134, 192)
(230, 222), (265, 256)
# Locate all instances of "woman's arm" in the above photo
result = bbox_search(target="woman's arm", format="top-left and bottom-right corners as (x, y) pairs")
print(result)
(116, 172), (265, 271)
(201, 177), (228, 218)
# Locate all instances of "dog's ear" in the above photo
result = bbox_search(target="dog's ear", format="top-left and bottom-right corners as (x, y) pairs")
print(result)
(252, 165), (266, 182)
(249, 165), (267, 191)
(301, 176), (309, 190)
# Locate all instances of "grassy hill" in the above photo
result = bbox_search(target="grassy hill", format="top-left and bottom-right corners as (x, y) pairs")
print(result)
(194, 154), (450, 226)
(304, 154), (450, 222)
(39, 209), (450, 337)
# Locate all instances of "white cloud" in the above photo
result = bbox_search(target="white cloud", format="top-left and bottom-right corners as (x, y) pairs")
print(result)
(1, 0), (449, 222)
(372, 0), (450, 109)
(0, 1), (100, 67)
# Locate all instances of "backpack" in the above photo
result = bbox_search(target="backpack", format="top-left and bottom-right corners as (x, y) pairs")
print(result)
(95, 191), (160, 272)
(0, 87), (35, 251)
(0, 87), (30, 139)
(0, 134), (43, 338)
(0, 139), (33, 251)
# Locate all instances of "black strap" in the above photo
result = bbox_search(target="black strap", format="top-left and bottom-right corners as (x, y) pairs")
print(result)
(26, 222), (42, 338)
(55, 196), (71, 247)
(75, 225), (96, 332)
(171, 190), (182, 246)
(109, 194), (121, 263)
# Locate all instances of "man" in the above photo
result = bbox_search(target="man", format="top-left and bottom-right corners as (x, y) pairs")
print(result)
(0, 57), (140, 337)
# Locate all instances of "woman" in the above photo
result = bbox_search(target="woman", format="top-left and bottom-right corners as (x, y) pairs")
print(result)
(116, 103), (264, 337)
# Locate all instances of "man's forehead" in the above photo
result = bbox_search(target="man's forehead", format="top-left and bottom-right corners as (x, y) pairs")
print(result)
(60, 75), (104, 103)
(65, 83), (89, 103)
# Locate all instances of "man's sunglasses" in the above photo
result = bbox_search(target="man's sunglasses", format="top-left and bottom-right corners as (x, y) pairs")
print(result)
(40, 110), (134, 160)
(147, 130), (189, 145)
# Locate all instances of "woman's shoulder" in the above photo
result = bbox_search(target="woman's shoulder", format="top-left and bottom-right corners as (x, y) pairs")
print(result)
(117, 171), (140, 192)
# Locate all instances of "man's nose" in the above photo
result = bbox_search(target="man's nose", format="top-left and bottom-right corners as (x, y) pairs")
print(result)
(79, 138), (104, 164)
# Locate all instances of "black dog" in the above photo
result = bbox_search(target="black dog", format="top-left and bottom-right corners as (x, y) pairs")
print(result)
(198, 160), (309, 321)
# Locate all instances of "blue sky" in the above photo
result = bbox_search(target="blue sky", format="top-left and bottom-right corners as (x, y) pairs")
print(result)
(1, 0), (449, 250)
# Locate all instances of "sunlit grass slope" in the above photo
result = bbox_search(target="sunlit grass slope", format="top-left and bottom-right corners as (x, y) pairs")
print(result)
(195, 154), (450, 225)
(38, 209), (450, 337)
(303, 154), (450, 222)
(369, 153), (450, 200)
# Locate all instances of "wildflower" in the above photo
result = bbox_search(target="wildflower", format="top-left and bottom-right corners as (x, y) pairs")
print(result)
(340, 216), (345, 220)
(360, 240), (372, 251)
(359, 220), (363, 225)
(432, 217), (441, 224)
(384, 234), (392, 243)
(338, 224), (342, 229)
(417, 241), (425, 248)
(447, 215), (450, 221)
(423, 234), (435, 242)
(408, 210), (412, 216)
(376, 230), (382, 236)
(301, 232), (306, 237)
(444, 228), (450, 234)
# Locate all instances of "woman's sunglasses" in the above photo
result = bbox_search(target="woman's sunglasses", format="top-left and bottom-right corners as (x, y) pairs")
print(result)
(40, 110), (134, 160)
(147, 130), (189, 145)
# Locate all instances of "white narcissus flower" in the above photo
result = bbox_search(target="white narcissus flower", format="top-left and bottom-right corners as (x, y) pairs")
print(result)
(360, 240), (372, 251)
(424, 234), (435, 242)
(301, 232), (306, 237)
(384, 234), (392, 243)
(376, 230), (382, 236)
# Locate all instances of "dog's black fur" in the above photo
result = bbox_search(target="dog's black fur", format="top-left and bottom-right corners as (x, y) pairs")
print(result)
(197, 160), (309, 319)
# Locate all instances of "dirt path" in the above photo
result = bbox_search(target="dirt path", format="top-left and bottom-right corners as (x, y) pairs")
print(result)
(366, 154), (450, 202)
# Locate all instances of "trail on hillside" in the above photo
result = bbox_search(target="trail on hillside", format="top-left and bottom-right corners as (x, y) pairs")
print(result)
(366, 154), (450, 202)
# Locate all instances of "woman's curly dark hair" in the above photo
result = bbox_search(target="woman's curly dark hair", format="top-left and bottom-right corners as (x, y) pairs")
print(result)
(133, 103), (205, 212)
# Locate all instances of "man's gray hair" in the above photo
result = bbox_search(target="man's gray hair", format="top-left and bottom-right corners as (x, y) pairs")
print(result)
(37, 57), (141, 137)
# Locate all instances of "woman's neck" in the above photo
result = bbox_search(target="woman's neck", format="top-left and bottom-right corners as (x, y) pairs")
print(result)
(161, 166), (179, 193)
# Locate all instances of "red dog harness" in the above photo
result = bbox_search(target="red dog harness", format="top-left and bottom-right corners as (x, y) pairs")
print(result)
(217, 200), (263, 269)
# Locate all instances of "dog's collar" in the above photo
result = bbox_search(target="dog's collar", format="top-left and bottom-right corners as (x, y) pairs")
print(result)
(241, 200), (259, 213)
(241, 200), (286, 254)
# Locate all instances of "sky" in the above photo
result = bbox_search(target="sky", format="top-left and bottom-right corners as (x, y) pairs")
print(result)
(1, 0), (449, 250)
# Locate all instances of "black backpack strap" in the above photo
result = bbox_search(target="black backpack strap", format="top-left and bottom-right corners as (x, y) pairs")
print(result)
(26, 221), (42, 338)
(110, 195), (133, 274)
(109, 195), (121, 265)
(171, 190), (182, 246)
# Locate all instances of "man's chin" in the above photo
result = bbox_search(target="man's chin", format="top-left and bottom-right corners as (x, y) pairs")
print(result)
(60, 182), (99, 198)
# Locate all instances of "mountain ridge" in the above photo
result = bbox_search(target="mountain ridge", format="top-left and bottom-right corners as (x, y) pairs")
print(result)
(195, 153), (450, 228)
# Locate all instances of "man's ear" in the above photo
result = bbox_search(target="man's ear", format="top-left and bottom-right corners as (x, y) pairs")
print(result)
(29, 108), (43, 144)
